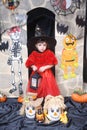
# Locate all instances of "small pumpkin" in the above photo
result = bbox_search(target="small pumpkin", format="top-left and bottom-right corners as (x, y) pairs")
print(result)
(71, 89), (87, 103)
(0, 92), (7, 102)
(17, 96), (24, 103)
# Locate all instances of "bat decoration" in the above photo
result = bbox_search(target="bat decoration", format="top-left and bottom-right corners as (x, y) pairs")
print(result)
(0, 41), (9, 51)
(57, 22), (68, 34)
(76, 15), (86, 27)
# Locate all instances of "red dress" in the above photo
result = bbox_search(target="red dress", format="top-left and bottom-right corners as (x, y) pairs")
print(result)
(25, 49), (60, 98)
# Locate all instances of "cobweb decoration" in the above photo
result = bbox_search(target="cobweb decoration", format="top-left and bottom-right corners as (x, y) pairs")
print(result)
(50, 0), (80, 16)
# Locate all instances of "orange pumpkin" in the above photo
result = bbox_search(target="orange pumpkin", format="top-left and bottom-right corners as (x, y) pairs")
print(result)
(17, 96), (24, 103)
(0, 95), (7, 102)
(71, 93), (87, 103)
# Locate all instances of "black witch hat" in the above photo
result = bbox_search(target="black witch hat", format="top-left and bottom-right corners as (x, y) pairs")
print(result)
(28, 25), (57, 48)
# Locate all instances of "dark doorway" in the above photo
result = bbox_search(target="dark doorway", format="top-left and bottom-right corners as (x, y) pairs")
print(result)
(27, 7), (56, 76)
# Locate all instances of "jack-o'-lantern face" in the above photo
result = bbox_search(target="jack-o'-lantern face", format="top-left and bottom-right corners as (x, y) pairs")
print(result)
(63, 34), (77, 50)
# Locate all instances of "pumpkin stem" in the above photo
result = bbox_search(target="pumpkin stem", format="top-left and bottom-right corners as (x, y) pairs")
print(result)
(74, 88), (87, 95)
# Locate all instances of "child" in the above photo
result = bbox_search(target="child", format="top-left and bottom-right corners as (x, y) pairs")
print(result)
(25, 38), (60, 98)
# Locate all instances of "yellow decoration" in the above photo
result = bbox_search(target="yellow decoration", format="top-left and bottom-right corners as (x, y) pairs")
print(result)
(60, 111), (68, 124)
(61, 34), (78, 79)
(24, 97), (29, 103)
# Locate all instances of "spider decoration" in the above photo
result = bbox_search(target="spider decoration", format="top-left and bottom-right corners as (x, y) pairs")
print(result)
(50, 0), (80, 16)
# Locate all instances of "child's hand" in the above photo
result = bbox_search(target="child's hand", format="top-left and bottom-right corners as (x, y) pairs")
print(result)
(39, 66), (46, 72)
(39, 65), (53, 72)
(31, 65), (38, 71)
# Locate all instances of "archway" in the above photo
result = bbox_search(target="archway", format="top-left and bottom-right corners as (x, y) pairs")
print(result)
(27, 7), (56, 76)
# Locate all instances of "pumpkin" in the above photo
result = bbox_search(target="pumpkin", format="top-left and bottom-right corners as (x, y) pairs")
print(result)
(17, 96), (24, 103)
(0, 95), (7, 102)
(71, 89), (87, 103)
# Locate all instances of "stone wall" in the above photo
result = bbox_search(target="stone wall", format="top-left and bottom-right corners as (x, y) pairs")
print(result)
(0, 0), (86, 97)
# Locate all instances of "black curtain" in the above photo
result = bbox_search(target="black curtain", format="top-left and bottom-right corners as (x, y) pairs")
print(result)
(83, 1), (87, 83)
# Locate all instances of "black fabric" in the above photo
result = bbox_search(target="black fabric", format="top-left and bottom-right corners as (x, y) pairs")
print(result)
(0, 97), (87, 130)
(83, 1), (87, 83)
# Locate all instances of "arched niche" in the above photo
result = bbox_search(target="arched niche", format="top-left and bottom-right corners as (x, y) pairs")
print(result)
(27, 7), (56, 76)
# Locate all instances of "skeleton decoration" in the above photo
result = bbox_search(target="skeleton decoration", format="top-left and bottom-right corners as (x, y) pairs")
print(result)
(7, 26), (23, 95)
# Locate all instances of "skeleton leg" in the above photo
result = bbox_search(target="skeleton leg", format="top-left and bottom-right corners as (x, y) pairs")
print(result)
(18, 58), (23, 95)
(9, 61), (17, 93)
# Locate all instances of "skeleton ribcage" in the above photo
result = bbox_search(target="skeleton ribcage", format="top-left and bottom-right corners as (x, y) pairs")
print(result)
(11, 42), (22, 57)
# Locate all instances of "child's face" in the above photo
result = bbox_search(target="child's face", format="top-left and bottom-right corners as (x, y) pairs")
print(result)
(35, 42), (47, 52)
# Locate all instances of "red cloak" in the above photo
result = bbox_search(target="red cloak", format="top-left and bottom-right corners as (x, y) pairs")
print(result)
(25, 49), (60, 98)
